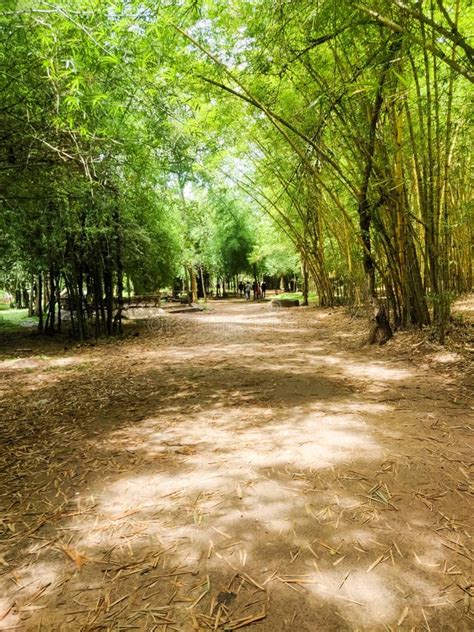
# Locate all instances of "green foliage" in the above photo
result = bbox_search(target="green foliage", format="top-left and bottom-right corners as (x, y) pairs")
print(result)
(250, 215), (299, 278)
(211, 192), (255, 277)
(0, 0), (472, 339)
(0, 309), (37, 332)
(0, 1), (188, 335)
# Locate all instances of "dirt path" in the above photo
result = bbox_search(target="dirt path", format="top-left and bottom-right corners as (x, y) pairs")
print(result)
(0, 300), (472, 631)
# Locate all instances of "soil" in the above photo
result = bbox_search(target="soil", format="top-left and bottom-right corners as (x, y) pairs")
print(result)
(0, 298), (473, 631)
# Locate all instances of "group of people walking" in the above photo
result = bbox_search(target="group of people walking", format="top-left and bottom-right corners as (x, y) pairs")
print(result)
(238, 280), (267, 301)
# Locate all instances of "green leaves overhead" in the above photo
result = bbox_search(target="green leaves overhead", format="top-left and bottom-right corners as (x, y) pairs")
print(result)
(1, 0), (472, 338)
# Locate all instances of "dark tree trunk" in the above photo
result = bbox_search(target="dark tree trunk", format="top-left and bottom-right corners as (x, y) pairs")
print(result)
(37, 273), (43, 334)
(357, 41), (400, 344)
(28, 276), (34, 317)
(93, 269), (101, 338)
(302, 257), (309, 306)
(46, 267), (56, 334)
(111, 208), (123, 335)
(56, 273), (61, 333)
(115, 257), (123, 335)
(104, 257), (113, 336)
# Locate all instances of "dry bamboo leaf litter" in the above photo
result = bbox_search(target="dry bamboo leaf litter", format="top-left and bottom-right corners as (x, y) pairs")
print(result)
(1, 300), (473, 631)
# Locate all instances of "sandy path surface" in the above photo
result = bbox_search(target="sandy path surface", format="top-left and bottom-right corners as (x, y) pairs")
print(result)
(0, 300), (472, 631)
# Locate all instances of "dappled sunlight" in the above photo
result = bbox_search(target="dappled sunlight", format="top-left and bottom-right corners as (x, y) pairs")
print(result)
(136, 342), (273, 364)
(115, 339), (328, 373)
(310, 354), (414, 381)
(314, 400), (392, 415)
(0, 354), (96, 372)
(346, 362), (412, 380)
(309, 570), (399, 623)
(1, 301), (472, 630)
(428, 351), (462, 364)
(0, 357), (42, 370)
(454, 295), (474, 318)
(0, 558), (59, 630)
(8, 559), (58, 593)
(197, 311), (283, 326)
(101, 404), (382, 473)
(36, 427), (465, 630)
(0, 596), (18, 630)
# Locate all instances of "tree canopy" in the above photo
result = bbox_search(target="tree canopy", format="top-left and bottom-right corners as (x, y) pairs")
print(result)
(1, 0), (472, 340)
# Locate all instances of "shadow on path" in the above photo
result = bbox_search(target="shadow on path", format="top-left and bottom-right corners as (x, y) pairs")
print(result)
(0, 302), (472, 630)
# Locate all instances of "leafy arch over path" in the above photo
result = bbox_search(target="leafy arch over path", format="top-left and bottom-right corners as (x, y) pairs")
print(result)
(0, 0), (472, 340)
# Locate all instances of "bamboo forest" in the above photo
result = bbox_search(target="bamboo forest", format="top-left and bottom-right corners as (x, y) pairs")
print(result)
(0, 1), (473, 630)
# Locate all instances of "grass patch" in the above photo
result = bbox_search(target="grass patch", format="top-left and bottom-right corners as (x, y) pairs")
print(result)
(274, 291), (318, 304)
(0, 308), (38, 333)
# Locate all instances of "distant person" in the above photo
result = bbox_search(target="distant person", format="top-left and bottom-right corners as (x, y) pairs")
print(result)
(256, 282), (262, 299)
(261, 281), (267, 298)
(216, 281), (221, 298)
(245, 281), (251, 300)
(238, 280), (244, 298)
(252, 280), (257, 300)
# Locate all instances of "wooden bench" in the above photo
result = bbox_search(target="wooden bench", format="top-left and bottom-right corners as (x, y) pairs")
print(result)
(123, 295), (161, 308)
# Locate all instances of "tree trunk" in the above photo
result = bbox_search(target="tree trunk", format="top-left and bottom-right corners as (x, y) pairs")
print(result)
(200, 265), (207, 302)
(46, 267), (56, 334)
(357, 40), (399, 344)
(104, 261), (113, 336)
(302, 257), (309, 306)
(56, 273), (61, 334)
(28, 275), (34, 317)
(37, 273), (43, 334)
(113, 211), (124, 335)
(189, 267), (197, 303)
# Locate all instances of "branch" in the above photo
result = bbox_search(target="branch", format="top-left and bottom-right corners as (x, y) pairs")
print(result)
(392, 0), (474, 64)
(288, 22), (368, 63)
(174, 24), (359, 198)
(355, 4), (474, 83)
